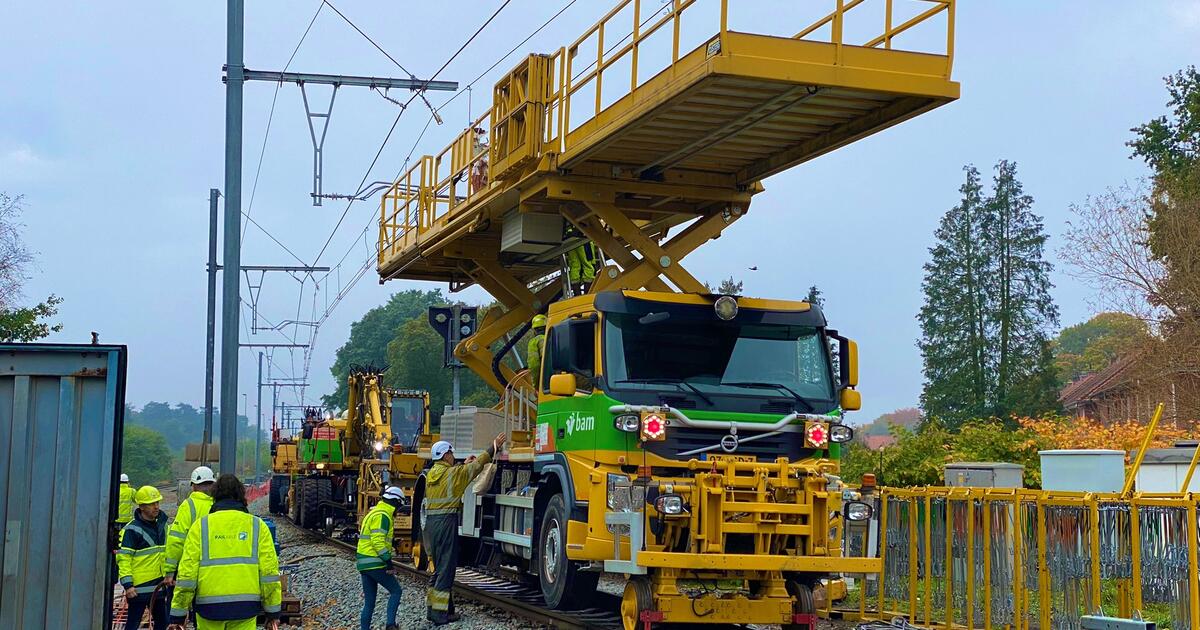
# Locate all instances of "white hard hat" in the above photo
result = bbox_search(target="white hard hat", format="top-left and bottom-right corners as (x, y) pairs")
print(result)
(191, 466), (216, 485)
(382, 486), (405, 501)
(431, 440), (454, 460)
(120, 473), (129, 483)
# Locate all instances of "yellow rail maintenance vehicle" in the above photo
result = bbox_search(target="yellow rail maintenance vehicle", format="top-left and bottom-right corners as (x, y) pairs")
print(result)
(376, 2), (959, 628)
(269, 371), (431, 548)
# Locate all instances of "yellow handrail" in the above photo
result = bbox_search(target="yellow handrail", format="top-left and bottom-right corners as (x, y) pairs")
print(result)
(1121, 401), (1164, 497)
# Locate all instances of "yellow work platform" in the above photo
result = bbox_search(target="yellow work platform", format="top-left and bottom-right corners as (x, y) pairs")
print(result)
(377, 0), (958, 389)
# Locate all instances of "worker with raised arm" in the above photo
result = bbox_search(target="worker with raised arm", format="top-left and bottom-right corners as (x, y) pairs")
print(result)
(356, 486), (406, 630)
(527, 314), (547, 387)
(117, 486), (170, 630)
(423, 432), (507, 625)
(168, 474), (281, 630)
(165, 465), (215, 578)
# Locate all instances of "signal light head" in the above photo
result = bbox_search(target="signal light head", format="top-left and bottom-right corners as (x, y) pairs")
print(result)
(641, 413), (667, 441)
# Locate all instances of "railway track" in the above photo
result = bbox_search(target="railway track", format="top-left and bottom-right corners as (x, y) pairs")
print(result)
(282, 515), (625, 630)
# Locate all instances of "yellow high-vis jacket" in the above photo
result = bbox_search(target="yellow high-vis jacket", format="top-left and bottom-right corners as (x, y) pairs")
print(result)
(169, 501), (281, 623)
(115, 483), (135, 525)
(424, 446), (494, 516)
(165, 491), (214, 574)
(116, 511), (168, 589)
(355, 501), (396, 571)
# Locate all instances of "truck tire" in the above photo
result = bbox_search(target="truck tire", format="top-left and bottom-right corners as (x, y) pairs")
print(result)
(783, 579), (816, 630)
(316, 476), (333, 532)
(268, 476), (284, 515)
(537, 494), (598, 609)
(289, 481), (302, 525)
(300, 477), (321, 529)
(620, 577), (653, 630)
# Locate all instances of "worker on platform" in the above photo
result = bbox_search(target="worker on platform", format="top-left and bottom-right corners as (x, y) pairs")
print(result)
(356, 486), (406, 630)
(423, 433), (506, 625)
(116, 473), (135, 527)
(168, 474), (281, 630)
(527, 314), (547, 387)
(117, 485), (170, 630)
(165, 465), (216, 578)
(566, 239), (602, 295)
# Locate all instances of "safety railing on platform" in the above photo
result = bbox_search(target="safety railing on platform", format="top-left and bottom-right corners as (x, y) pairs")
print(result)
(379, 0), (956, 265)
(855, 487), (1200, 629)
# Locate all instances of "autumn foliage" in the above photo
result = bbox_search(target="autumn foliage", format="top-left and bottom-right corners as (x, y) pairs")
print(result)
(842, 414), (1200, 489)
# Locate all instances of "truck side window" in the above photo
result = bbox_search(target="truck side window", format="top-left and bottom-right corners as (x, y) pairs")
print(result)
(545, 319), (596, 393)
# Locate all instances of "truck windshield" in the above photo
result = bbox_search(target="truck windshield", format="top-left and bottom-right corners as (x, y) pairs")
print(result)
(603, 313), (834, 402)
(391, 397), (424, 446)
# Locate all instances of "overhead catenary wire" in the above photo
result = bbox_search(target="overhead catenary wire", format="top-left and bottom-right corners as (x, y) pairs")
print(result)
(242, 0), (326, 245)
(309, 0), (515, 267)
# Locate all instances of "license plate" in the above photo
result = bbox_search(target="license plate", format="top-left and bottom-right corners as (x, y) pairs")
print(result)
(706, 454), (755, 463)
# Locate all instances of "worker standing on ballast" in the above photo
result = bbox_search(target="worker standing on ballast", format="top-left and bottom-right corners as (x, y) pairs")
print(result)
(356, 486), (406, 630)
(566, 240), (602, 295)
(527, 314), (546, 386)
(165, 465), (215, 578)
(116, 473), (135, 527)
(117, 485), (169, 630)
(423, 433), (506, 625)
(168, 474), (281, 630)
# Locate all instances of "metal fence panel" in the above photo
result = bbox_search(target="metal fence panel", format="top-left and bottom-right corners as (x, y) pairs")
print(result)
(0, 344), (126, 630)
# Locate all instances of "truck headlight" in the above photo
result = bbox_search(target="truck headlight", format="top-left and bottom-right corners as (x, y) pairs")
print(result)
(845, 501), (872, 522)
(830, 425), (854, 443)
(614, 414), (640, 432)
(654, 494), (687, 516)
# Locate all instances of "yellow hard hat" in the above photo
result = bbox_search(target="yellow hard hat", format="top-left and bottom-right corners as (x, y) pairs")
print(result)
(532, 314), (547, 329)
(134, 485), (163, 505)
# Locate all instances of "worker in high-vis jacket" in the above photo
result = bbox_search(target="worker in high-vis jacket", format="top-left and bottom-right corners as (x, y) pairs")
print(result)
(527, 314), (546, 387)
(423, 433), (506, 625)
(116, 473), (135, 527)
(117, 485), (169, 630)
(168, 474), (281, 630)
(566, 240), (602, 295)
(356, 486), (406, 630)
(165, 465), (216, 577)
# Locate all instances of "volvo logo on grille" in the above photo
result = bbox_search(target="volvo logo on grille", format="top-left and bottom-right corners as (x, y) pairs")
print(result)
(719, 434), (739, 453)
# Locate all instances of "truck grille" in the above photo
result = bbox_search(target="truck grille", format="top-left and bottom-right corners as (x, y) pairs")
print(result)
(645, 426), (816, 461)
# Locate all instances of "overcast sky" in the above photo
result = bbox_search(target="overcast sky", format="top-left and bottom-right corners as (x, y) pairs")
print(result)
(2, 1), (1197, 425)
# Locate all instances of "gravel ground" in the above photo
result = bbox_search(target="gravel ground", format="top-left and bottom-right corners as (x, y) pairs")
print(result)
(251, 497), (546, 630)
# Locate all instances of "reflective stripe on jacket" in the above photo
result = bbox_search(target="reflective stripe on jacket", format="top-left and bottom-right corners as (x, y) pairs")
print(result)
(116, 511), (168, 588)
(424, 447), (493, 516)
(354, 501), (396, 571)
(166, 491), (214, 573)
(116, 483), (135, 525)
(169, 502), (281, 623)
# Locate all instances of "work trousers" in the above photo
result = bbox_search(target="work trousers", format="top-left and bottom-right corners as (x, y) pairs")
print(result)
(360, 568), (403, 630)
(124, 590), (168, 630)
(195, 616), (257, 630)
(423, 513), (460, 622)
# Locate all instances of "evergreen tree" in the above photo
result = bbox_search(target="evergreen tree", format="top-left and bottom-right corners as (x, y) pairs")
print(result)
(805, 285), (824, 308)
(983, 160), (1059, 417)
(919, 162), (1060, 428)
(919, 166), (990, 427)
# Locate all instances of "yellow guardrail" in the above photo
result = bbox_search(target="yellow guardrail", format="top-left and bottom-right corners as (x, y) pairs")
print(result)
(379, 0), (956, 266)
(855, 487), (1200, 629)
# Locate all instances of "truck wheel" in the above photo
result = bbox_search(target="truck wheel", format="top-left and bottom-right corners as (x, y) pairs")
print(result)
(289, 482), (301, 524)
(783, 579), (816, 630)
(268, 476), (284, 514)
(537, 494), (598, 609)
(300, 478), (321, 529)
(620, 577), (653, 630)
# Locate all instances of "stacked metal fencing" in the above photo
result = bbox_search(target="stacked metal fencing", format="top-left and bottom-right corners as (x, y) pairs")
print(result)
(852, 488), (1200, 629)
